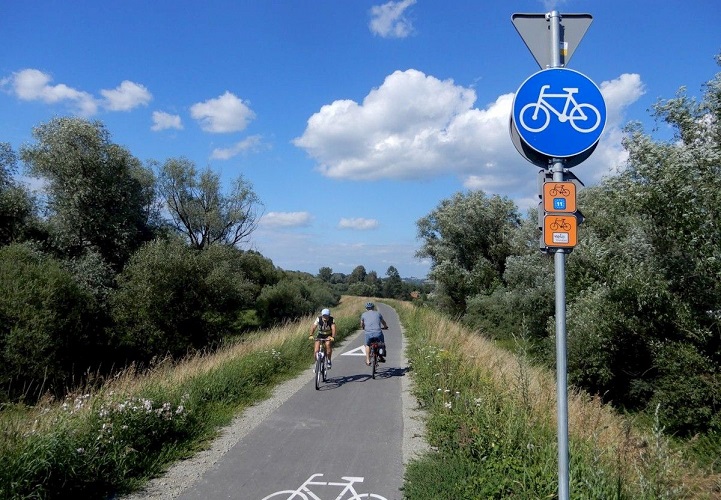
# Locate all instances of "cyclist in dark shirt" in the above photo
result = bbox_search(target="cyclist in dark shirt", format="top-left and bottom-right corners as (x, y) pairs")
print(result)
(311, 308), (336, 368)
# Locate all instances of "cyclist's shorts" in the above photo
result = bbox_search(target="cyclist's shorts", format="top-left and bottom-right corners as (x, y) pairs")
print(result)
(315, 333), (332, 340)
(365, 332), (385, 346)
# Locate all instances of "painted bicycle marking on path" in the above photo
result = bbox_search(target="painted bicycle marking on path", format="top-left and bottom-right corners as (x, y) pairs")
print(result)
(261, 473), (387, 500)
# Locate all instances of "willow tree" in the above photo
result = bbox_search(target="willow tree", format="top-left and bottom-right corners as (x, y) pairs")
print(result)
(562, 53), (721, 435)
(158, 157), (262, 250)
(0, 143), (36, 245)
(20, 118), (157, 269)
(416, 190), (521, 315)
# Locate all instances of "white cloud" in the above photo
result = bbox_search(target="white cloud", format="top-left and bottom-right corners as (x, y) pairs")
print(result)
(1, 68), (98, 116)
(294, 68), (646, 210)
(261, 211), (312, 228)
(338, 217), (379, 230)
(2, 69), (160, 117)
(600, 73), (645, 128)
(294, 69), (504, 181)
(190, 91), (256, 133)
(210, 134), (264, 160)
(100, 80), (152, 111)
(151, 111), (183, 131)
(369, 0), (416, 38)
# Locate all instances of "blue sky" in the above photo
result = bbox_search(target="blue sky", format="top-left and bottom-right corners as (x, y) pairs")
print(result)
(1, 1), (719, 278)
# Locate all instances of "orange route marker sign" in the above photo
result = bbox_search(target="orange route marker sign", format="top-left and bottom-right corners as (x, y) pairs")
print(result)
(543, 215), (578, 247)
(543, 182), (576, 213)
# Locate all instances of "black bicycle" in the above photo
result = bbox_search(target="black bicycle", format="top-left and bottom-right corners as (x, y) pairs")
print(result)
(368, 338), (386, 379)
(312, 336), (333, 390)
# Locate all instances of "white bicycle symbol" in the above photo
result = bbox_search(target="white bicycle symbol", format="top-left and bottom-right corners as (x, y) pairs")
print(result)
(519, 84), (602, 133)
(261, 473), (387, 500)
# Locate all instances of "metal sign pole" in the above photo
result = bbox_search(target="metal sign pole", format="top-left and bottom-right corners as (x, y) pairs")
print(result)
(511, 11), (603, 495)
(548, 10), (570, 500)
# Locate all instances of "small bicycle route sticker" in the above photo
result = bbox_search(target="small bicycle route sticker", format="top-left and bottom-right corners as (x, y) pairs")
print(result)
(261, 473), (388, 500)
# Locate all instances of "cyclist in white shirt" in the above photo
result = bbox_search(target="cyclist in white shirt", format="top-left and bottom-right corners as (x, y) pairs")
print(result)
(310, 308), (336, 368)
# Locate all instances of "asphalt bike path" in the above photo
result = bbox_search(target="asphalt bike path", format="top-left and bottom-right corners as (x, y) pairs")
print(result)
(177, 304), (406, 500)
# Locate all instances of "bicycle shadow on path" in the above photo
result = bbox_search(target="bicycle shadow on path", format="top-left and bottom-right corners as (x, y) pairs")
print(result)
(318, 366), (409, 391)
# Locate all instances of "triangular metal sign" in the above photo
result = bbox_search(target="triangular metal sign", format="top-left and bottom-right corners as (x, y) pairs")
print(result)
(512, 13), (592, 68)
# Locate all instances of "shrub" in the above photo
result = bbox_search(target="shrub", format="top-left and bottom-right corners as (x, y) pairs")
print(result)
(0, 244), (100, 401)
(111, 239), (220, 361)
(256, 279), (315, 325)
(651, 341), (721, 436)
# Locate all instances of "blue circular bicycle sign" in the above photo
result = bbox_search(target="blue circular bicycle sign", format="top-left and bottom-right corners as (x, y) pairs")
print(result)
(512, 68), (606, 158)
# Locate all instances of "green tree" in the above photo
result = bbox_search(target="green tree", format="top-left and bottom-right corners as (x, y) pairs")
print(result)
(416, 191), (521, 315)
(20, 118), (157, 269)
(383, 265), (403, 299)
(157, 157), (262, 250)
(558, 55), (721, 435)
(348, 265), (367, 284)
(317, 266), (333, 282)
(364, 270), (382, 297)
(0, 143), (37, 245)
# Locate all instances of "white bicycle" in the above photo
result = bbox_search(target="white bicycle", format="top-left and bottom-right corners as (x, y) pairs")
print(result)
(519, 84), (602, 133)
(262, 473), (387, 500)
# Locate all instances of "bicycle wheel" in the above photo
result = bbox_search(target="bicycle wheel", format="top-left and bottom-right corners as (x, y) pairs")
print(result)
(371, 348), (377, 379)
(262, 490), (310, 500)
(519, 102), (550, 132)
(569, 103), (601, 133)
(356, 494), (388, 500)
(321, 356), (327, 383)
(315, 357), (322, 390)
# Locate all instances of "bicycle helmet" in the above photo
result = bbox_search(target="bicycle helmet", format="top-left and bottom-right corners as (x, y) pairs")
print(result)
(365, 302), (374, 309)
(321, 308), (330, 316)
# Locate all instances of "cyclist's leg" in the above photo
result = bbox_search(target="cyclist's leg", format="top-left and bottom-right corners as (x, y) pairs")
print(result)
(324, 339), (332, 368)
(325, 338), (332, 362)
(364, 332), (372, 365)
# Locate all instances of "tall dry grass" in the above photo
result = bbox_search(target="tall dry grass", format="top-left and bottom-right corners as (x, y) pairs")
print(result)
(393, 300), (720, 498)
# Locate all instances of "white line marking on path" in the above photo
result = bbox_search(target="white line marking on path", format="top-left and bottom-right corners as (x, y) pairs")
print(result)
(340, 345), (366, 356)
